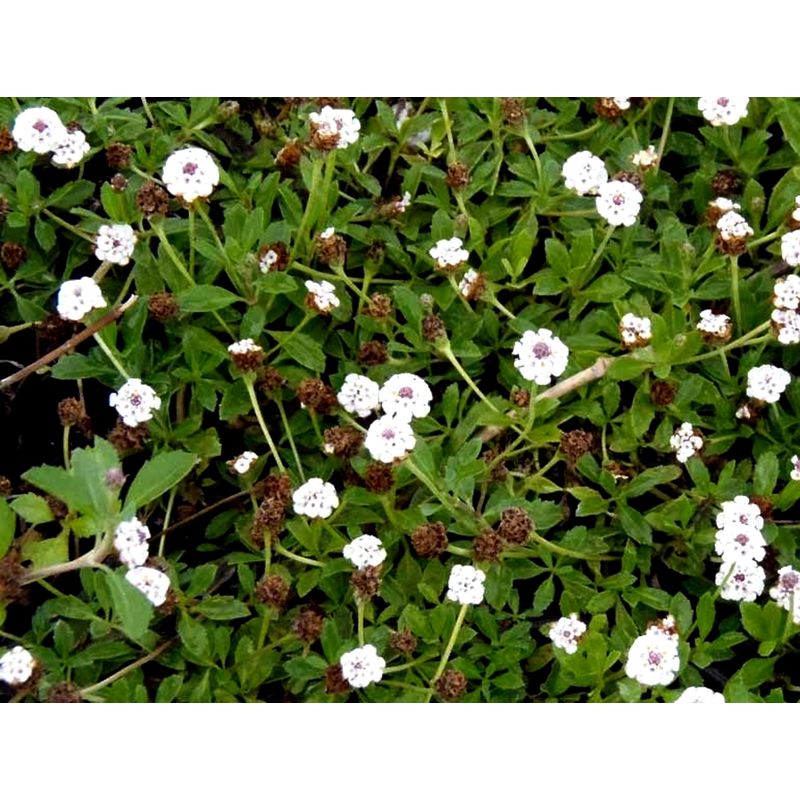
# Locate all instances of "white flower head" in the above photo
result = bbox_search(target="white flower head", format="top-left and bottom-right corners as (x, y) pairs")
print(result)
(125, 566), (170, 607)
(773, 274), (800, 311)
(696, 309), (732, 339)
(114, 517), (151, 568)
(669, 422), (703, 464)
(259, 248), (280, 273)
(343, 534), (387, 569)
(227, 339), (262, 356)
(791, 455), (800, 481)
(364, 415), (416, 464)
(709, 197), (740, 214)
(769, 566), (800, 623)
(561, 151), (608, 196)
(231, 451), (258, 475)
(109, 378), (162, 428)
(429, 237), (469, 271)
(716, 559), (765, 603)
(625, 627), (680, 687)
(619, 313), (652, 347)
(12, 106), (68, 154)
(675, 686), (726, 704)
(781, 231), (800, 267)
(162, 147), (220, 202)
(716, 210), (753, 241)
(698, 97), (749, 127)
(458, 269), (485, 301)
(0, 646), (36, 686)
(611, 97), (631, 111)
(337, 374), (380, 419)
(714, 523), (766, 563)
(631, 145), (659, 169)
(309, 106), (361, 150)
(771, 308), (800, 345)
(51, 129), (91, 168)
(447, 564), (486, 605)
(396, 191), (412, 213)
(56, 276), (107, 322)
(292, 477), (339, 519)
(512, 328), (569, 386)
(95, 224), (137, 265)
(596, 180), (643, 227)
(339, 644), (385, 689)
(716, 496), (764, 532)
(746, 365), (791, 404)
(305, 279), (340, 314)
(548, 613), (587, 655)
(379, 373), (433, 421)
(319, 227), (335, 240)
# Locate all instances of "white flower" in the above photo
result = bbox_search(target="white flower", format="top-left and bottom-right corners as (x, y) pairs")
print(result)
(429, 237), (469, 270)
(548, 613), (587, 655)
(319, 227), (335, 240)
(769, 566), (800, 623)
(696, 309), (732, 338)
(773, 274), (800, 310)
(791, 455), (800, 481)
(447, 564), (486, 605)
(396, 192), (412, 213)
(698, 97), (749, 127)
(746, 365), (791, 404)
(716, 210), (753, 241)
(0, 646), (36, 686)
(162, 147), (220, 202)
(109, 378), (162, 427)
(781, 231), (800, 267)
(379, 373), (433, 421)
(95, 224), (137, 265)
(227, 339), (262, 356)
(512, 328), (569, 385)
(458, 269), (482, 299)
(364, 415), (416, 463)
(125, 566), (170, 607)
(51, 129), (91, 168)
(56, 276), (107, 322)
(337, 374), (380, 419)
(771, 308), (800, 345)
(736, 404), (755, 421)
(611, 97), (631, 111)
(631, 145), (659, 169)
(339, 644), (385, 689)
(231, 451), (258, 475)
(625, 626), (680, 687)
(716, 496), (764, 532)
(669, 422), (703, 464)
(113, 517), (151, 568)
(714, 523), (766, 563)
(309, 106), (361, 150)
(259, 248), (280, 273)
(675, 686), (726, 704)
(709, 197), (740, 214)
(292, 477), (339, 519)
(392, 100), (431, 149)
(619, 313), (652, 346)
(716, 559), (765, 603)
(12, 106), (68, 154)
(561, 150), (608, 196)
(343, 534), (387, 569)
(596, 180), (643, 227)
(305, 279), (340, 313)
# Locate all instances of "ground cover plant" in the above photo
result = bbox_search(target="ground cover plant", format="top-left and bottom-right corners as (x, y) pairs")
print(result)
(3, 96), (800, 702)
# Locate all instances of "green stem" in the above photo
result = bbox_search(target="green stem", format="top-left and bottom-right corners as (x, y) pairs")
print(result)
(290, 157), (324, 264)
(540, 120), (603, 142)
(113, 270), (137, 308)
(194, 202), (229, 266)
(92, 332), (130, 381)
(730, 256), (742, 335)
(522, 124), (544, 184)
(446, 544), (471, 557)
(275, 396), (305, 481)
(63, 425), (71, 469)
(679, 320), (771, 365)
(157, 485), (178, 559)
(525, 531), (613, 562)
(749, 230), (782, 249)
(357, 601), (366, 646)
(440, 342), (500, 414)
(576, 226), (615, 291)
(141, 97), (156, 126)
(80, 639), (173, 699)
(188, 205), (196, 277)
(41, 208), (95, 243)
(243, 376), (286, 472)
(427, 603), (469, 701)
(653, 97), (675, 174)
(274, 542), (324, 567)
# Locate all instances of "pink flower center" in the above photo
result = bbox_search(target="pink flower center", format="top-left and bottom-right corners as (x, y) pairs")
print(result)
(33, 120), (48, 133)
(782, 572), (800, 589)
(734, 533), (749, 546)
(734, 573), (745, 583)
(112, 239), (121, 248)
(647, 651), (662, 666)
(130, 395), (142, 406)
(398, 387), (414, 399)
(717, 98), (729, 107)
(532, 342), (551, 358)
(612, 194), (625, 206)
(381, 428), (396, 440)
(183, 162), (198, 175)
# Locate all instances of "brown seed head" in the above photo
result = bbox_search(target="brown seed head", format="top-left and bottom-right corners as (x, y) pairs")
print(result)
(511, 388), (530, 408)
(422, 313), (447, 343)
(109, 173), (128, 192)
(255, 574), (290, 610)
(715, 234), (748, 257)
(364, 463), (394, 494)
(257, 242), (289, 272)
(351, 565), (382, 601)
(325, 664), (351, 694)
(435, 668), (468, 701)
(750, 496), (773, 521)
(57, 397), (87, 427)
(472, 529), (506, 563)
(501, 98), (526, 125)
(297, 378), (337, 414)
(258, 367), (287, 394)
(459, 271), (487, 302)
(366, 241), (386, 265)
(292, 607), (325, 644)
(36, 313), (77, 346)
(446, 162), (470, 190)
(595, 98), (626, 121)
(0, 197), (9, 223)
(136, 181), (170, 216)
(411, 521), (448, 558)
(148, 292), (179, 322)
(0, 476), (11, 496)
(497, 506), (534, 545)
(561, 429), (596, 465)
(612, 170), (644, 191)
(711, 169), (741, 198)
(650, 379), (677, 407)
(230, 346), (265, 373)
(276, 139), (303, 173)
(323, 426), (364, 458)
(1, 242), (27, 270)
(357, 340), (388, 366)
(108, 420), (149, 453)
(363, 292), (393, 320)
(0, 551), (27, 604)
(105, 142), (132, 169)
(389, 629), (417, 655)
(0, 127), (16, 154)
(46, 681), (84, 703)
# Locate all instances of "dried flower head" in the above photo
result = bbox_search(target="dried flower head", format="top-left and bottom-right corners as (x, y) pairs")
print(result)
(357, 340), (388, 366)
(351, 565), (382, 601)
(255, 574), (290, 609)
(322, 425), (364, 458)
(1, 242), (27, 270)
(458, 269), (486, 302)
(364, 463), (394, 494)
(297, 378), (337, 414)
(446, 162), (470, 189)
(228, 339), (265, 372)
(472, 530), (506, 563)
(148, 292), (179, 322)
(497, 507), (533, 545)
(711, 169), (741, 197)
(411, 521), (448, 558)
(105, 142), (132, 169)
(258, 242), (289, 273)
(292, 607), (325, 644)
(435, 669), (468, 701)
(136, 181), (170, 216)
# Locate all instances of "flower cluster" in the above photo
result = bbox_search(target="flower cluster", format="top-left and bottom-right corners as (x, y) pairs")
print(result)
(746, 365), (791, 404)
(669, 422), (703, 464)
(114, 517), (152, 568)
(162, 147), (219, 202)
(512, 329), (569, 386)
(791, 455), (800, 481)
(696, 309), (732, 343)
(698, 97), (749, 127)
(0, 646), (36, 686)
(675, 686), (726, 704)
(343, 534), (387, 569)
(429, 237), (469, 271)
(336, 374), (380, 418)
(716, 209), (753, 254)
(12, 106), (90, 168)
(95, 224), (137, 266)
(714, 496), (766, 603)
(125, 567), (171, 607)
(630, 145), (659, 170)
(305, 279), (340, 314)
(769, 273), (800, 344)
(447, 564), (486, 605)
(309, 106), (361, 150)
(625, 615), (680, 687)
(769, 566), (800, 624)
(339, 644), (385, 688)
(109, 378), (162, 428)
(548, 614), (587, 655)
(229, 451), (258, 476)
(618, 313), (651, 348)
(561, 151), (608, 196)
(292, 477), (339, 519)
(56, 276), (107, 322)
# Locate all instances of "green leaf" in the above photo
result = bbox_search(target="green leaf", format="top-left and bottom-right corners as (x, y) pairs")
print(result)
(104, 570), (154, 640)
(696, 594), (715, 640)
(194, 596), (251, 621)
(123, 451), (197, 515)
(732, 657), (777, 690)
(0, 498), (15, 558)
(272, 331), (326, 372)
(34, 218), (56, 251)
(624, 466), (682, 499)
(617, 502), (653, 545)
(260, 272), (299, 294)
(753, 452), (779, 496)
(10, 493), (55, 525)
(178, 612), (209, 658)
(532, 577), (555, 616)
(393, 285), (423, 330)
(16, 170), (39, 213)
(45, 180), (95, 211)
(740, 602), (786, 643)
(178, 285), (241, 312)
(155, 674), (184, 703)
